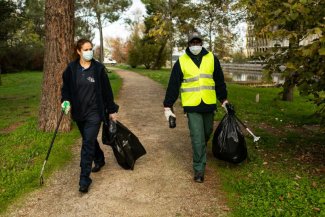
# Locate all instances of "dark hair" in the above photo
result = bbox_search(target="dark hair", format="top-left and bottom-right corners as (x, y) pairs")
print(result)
(74, 39), (92, 59)
(75, 38), (92, 51)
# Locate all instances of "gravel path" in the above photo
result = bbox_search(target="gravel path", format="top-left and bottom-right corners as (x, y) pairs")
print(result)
(4, 69), (228, 217)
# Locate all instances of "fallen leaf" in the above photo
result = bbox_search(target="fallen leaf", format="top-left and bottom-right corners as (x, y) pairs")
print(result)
(263, 162), (268, 165)
(295, 175), (302, 180)
(312, 181), (317, 188)
(221, 207), (230, 211)
(313, 207), (320, 212)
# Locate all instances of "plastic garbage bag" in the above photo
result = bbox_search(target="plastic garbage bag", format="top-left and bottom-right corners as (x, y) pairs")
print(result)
(212, 113), (247, 164)
(102, 119), (116, 145)
(102, 120), (146, 170)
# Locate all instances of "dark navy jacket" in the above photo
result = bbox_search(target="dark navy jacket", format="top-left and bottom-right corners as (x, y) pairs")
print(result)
(61, 59), (119, 122)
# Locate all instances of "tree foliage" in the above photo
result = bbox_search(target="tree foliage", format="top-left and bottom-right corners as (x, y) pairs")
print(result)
(24, 0), (45, 39)
(0, 0), (22, 46)
(74, 16), (95, 41)
(213, 29), (236, 59)
(105, 37), (128, 63)
(141, 0), (197, 69)
(127, 29), (142, 68)
(0, 0), (44, 73)
(140, 0), (242, 67)
(195, 0), (236, 52)
(76, 0), (131, 62)
(239, 0), (325, 122)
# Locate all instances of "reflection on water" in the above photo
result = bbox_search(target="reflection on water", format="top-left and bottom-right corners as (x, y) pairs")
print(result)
(232, 73), (262, 82)
(221, 63), (285, 84)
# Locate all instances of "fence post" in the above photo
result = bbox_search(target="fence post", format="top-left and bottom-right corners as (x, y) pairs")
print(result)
(256, 93), (260, 103)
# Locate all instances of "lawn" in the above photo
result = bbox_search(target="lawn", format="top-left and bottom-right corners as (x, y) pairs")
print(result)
(0, 71), (121, 213)
(118, 65), (325, 217)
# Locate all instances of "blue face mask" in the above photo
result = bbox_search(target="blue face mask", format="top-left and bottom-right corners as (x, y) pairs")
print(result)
(82, 50), (93, 61)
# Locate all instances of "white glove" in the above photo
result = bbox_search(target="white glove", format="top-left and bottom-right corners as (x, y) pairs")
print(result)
(61, 101), (71, 115)
(109, 112), (118, 122)
(164, 107), (176, 121)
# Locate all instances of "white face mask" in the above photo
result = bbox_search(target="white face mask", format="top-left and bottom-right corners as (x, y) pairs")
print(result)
(82, 50), (93, 61)
(189, 45), (202, 55)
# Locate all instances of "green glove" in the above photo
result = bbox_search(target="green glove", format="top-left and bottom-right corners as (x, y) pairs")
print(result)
(61, 101), (71, 114)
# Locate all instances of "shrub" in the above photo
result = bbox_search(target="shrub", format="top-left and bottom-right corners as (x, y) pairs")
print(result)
(0, 45), (44, 73)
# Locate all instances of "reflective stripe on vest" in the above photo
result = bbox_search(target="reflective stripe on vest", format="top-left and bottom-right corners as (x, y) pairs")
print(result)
(182, 74), (213, 83)
(179, 52), (216, 106)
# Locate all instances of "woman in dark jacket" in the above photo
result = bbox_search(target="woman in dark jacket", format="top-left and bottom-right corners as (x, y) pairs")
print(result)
(61, 39), (119, 193)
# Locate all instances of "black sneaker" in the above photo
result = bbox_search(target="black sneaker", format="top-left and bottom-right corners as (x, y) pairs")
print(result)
(194, 172), (204, 183)
(91, 162), (105, 173)
(79, 185), (89, 193)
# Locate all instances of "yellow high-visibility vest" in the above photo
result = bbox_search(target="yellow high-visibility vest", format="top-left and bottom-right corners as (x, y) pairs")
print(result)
(179, 52), (216, 106)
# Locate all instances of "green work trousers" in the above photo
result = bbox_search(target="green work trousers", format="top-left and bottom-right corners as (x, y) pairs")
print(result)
(187, 112), (214, 175)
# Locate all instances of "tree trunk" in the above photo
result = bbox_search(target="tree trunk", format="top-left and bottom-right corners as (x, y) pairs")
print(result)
(97, 12), (104, 63)
(281, 38), (299, 102)
(152, 41), (167, 70)
(99, 26), (104, 63)
(168, 0), (173, 69)
(282, 78), (294, 101)
(209, 22), (212, 51)
(39, 0), (74, 132)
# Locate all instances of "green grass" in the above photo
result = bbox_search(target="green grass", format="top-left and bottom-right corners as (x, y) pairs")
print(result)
(120, 66), (325, 217)
(224, 84), (318, 127)
(108, 72), (122, 97)
(0, 71), (121, 213)
(0, 118), (80, 212)
(0, 72), (42, 130)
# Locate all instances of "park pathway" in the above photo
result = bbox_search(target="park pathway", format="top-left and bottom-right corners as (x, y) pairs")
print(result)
(5, 69), (228, 217)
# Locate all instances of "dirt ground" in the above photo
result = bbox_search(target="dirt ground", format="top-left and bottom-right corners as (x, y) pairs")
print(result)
(4, 69), (228, 217)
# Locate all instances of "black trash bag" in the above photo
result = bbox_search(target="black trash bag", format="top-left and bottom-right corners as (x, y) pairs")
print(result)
(102, 120), (146, 170)
(102, 119), (116, 145)
(212, 113), (247, 164)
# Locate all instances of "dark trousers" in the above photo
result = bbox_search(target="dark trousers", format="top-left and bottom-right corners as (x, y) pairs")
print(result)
(76, 114), (105, 187)
(187, 112), (214, 175)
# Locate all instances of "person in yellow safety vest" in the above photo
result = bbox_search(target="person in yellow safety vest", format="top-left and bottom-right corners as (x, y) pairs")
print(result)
(163, 31), (231, 183)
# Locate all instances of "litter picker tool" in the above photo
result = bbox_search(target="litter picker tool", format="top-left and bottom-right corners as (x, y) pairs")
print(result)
(39, 111), (64, 185)
(223, 104), (261, 143)
(234, 115), (261, 143)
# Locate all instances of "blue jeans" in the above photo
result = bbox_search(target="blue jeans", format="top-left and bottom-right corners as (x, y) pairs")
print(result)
(76, 114), (105, 187)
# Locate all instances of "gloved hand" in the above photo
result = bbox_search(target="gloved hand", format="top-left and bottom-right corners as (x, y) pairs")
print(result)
(222, 100), (235, 115)
(109, 112), (118, 122)
(164, 107), (176, 121)
(61, 101), (71, 115)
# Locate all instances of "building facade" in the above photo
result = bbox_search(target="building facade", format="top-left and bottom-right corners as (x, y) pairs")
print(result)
(246, 24), (289, 57)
